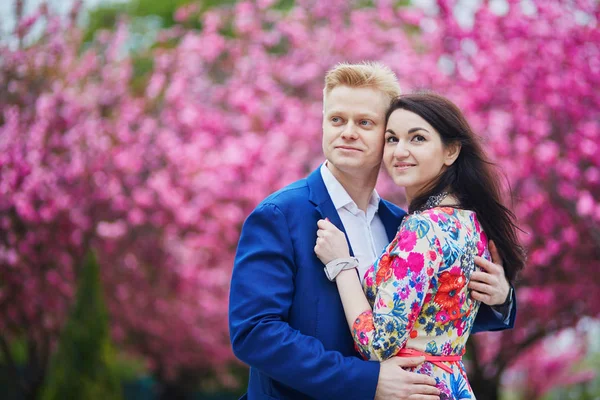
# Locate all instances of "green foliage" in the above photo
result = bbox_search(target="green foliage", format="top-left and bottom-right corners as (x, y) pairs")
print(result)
(126, 0), (194, 26)
(273, 0), (295, 11)
(83, 0), (238, 41)
(111, 352), (149, 383)
(42, 251), (123, 400)
(83, 3), (129, 43)
(0, 337), (27, 366)
(131, 55), (154, 96)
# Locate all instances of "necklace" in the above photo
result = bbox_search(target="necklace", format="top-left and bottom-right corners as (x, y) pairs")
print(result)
(414, 191), (449, 214)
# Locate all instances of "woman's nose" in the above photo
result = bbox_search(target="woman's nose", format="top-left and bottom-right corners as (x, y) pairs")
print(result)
(393, 141), (409, 157)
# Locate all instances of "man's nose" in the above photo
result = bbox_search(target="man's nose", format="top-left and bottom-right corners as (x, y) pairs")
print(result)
(340, 122), (359, 140)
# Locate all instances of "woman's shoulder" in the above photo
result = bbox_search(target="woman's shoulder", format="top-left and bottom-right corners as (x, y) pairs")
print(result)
(398, 210), (440, 238)
(400, 208), (478, 236)
(412, 207), (477, 221)
(403, 206), (459, 224)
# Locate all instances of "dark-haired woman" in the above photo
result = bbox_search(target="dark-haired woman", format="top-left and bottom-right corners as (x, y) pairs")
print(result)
(314, 93), (526, 399)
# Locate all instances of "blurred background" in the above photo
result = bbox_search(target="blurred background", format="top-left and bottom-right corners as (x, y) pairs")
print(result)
(0, 0), (599, 399)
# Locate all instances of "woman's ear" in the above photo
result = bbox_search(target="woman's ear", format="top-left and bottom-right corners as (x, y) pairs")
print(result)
(444, 142), (461, 166)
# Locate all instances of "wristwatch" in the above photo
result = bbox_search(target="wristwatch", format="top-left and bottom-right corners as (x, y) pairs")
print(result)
(492, 286), (514, 319)
(324, 257), (359, 282)
(501, 286), (514, 307)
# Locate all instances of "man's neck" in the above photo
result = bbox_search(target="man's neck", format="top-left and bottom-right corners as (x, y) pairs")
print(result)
(326, 162), (379, 212)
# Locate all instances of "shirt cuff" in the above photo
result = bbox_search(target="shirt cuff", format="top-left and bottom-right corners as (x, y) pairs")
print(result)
(490, 292), (513, 325)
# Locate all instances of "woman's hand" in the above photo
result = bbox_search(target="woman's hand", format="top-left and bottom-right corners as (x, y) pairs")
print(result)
(314, 219), (351, 265)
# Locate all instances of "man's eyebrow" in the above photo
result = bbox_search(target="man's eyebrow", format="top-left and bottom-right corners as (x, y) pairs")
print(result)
(324, 110), (380, 119)
(356, 111), (380, 119)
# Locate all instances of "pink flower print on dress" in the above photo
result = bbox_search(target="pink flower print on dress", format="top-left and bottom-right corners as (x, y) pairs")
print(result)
(428, 250), (438, 262)
(398, 229), (417, 252)
(407, 252), (425, 274)
(364, 271), (374, 287)
(477, 237), (487, 257)
(392, 257), (410, 280)
(455, 318), (467, 336)
(398, 285), (410, 300)
(436, 310), (451, 325)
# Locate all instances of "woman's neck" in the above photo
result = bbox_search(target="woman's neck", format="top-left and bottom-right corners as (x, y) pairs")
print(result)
(408, 191), (461, 211)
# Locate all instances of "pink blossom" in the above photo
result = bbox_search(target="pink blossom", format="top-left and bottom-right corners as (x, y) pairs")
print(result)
(0, 0), (598, 393)
(576, 191), (594, 216)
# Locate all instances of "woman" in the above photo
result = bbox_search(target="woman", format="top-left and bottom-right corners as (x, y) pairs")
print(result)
(314, 93), (525, 398)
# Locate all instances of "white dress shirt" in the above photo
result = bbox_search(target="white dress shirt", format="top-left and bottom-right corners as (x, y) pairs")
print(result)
(320, 163), (389, 280)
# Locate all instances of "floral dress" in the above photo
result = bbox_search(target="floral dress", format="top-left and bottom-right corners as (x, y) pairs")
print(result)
(353, 207), (489, 399)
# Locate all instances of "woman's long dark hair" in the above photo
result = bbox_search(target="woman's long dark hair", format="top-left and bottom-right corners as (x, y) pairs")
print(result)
(385, 92), (526, 282)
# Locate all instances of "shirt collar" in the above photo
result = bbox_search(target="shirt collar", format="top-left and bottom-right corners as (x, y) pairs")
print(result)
(320, 162), (381, 215)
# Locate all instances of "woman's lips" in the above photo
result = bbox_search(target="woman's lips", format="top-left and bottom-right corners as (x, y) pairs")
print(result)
(394, 163), (416, 170)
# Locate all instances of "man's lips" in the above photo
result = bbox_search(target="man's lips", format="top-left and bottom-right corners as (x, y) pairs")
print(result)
(336, 146), (362, 152)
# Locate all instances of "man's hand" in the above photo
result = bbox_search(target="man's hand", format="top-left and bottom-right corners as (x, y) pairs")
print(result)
(470, 241), (511, 305)
(375, 357), (440, 400)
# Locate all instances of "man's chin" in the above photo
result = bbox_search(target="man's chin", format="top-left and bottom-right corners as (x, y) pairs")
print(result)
(329, 159), (362, 170)
(329, 160), (381, 176)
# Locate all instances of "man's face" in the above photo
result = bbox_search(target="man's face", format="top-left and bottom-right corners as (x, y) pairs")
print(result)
(322, 85), (389, 175)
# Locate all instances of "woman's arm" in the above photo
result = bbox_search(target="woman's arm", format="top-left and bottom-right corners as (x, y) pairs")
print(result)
(335, 269), (372, 332)
(315, 215), (443, 361)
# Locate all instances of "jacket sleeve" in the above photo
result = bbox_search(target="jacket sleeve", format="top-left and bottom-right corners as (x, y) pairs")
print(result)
(471, 287), (517, 333)
(228, 203), (379, 399)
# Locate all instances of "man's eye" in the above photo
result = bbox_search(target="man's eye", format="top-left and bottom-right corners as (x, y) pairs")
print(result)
(331, 117), (342, 124)
(360, 120), (373, 126)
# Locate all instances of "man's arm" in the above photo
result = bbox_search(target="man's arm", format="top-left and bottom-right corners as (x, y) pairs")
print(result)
(229, 203), (379, 399)
(470, 241), (517, 332)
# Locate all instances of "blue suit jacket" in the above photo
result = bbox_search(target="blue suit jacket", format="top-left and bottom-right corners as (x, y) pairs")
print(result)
(229, 167), (516, 400)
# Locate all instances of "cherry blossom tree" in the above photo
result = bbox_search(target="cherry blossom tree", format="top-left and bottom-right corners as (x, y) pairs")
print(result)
(1, 0), (598, 398)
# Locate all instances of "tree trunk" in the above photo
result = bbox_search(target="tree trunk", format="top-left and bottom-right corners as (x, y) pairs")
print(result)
(469, 374), (500, 400)
(466, 338), (504, 400)
(156, 381), (188, 400)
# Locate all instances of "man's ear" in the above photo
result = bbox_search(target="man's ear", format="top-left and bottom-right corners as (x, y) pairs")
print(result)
(444, 142), (461, 166)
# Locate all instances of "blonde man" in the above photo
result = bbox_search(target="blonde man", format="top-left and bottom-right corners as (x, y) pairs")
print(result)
(229, 62), (514, 400)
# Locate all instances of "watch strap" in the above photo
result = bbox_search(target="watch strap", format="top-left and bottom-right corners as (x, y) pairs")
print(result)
(324, 257), (359, 282)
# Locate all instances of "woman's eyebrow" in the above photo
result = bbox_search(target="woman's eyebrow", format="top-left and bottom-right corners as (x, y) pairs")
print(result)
(408, 127), (430, 134)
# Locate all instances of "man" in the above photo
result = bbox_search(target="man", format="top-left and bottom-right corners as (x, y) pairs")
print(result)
(229, 62), (515, 400)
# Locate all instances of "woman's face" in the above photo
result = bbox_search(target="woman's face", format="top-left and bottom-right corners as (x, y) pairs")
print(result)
(383, 108), (459, 201)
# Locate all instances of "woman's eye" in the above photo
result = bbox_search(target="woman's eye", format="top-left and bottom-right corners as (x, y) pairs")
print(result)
(412, 135), (426, 142)
(385, 136), (398, 143)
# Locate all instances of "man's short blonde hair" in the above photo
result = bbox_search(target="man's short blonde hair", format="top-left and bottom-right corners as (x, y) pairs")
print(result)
(323, 61), (401, 101)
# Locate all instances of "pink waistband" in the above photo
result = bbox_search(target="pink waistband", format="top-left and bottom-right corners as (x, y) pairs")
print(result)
(396, 348), (463, 374)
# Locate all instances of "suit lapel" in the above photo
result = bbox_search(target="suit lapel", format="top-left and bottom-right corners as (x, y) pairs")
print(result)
(307, 166), (355, 257)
